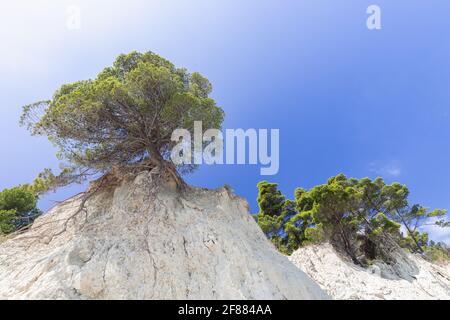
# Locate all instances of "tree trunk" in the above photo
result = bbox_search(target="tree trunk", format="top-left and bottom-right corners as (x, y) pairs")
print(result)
(148, 144), (186, 189)
(397, 213), (424, 253)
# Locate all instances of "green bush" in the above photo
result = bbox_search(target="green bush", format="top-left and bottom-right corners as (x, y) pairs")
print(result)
(0, 185), (41, 235)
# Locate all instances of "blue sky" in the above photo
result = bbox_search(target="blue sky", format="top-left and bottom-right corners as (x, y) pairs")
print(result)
(0, 0), (449, 243)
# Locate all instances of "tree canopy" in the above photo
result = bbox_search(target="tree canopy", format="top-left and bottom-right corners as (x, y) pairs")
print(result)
(256, 175), (449, 264)
(21, 51), (225, 190)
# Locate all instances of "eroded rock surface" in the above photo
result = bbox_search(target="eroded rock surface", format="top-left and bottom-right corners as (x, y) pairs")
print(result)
(289, 243), (450, 300)
(0, 171), (327, 300)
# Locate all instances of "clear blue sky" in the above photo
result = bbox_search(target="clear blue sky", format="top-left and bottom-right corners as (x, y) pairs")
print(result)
(0, 1), (449, 243)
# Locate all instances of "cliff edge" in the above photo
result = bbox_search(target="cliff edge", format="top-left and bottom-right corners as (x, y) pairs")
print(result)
(0, 171), (327, 299)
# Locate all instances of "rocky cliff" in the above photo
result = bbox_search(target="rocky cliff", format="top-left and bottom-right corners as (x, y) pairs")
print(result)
(289, 243), (450, 300)
(0, 171), (327, 299)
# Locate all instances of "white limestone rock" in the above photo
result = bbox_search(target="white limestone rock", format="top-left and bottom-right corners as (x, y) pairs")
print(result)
(289, 243), (450, 300)
(0, 171), (328, 300)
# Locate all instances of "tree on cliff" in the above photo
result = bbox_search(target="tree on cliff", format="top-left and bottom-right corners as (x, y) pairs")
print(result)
(20, 51), (225, 191)
(256, 175), (449, 263)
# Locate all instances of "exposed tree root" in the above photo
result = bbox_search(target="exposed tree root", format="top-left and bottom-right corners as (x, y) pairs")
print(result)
(5, 163), (186, 248)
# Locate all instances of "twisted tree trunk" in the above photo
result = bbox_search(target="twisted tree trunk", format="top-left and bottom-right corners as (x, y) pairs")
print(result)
(148, 144), (186, 189)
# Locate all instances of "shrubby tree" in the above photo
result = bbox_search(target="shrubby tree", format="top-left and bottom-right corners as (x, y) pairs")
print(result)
(255, 182), (289, 253)
(0, 209), (16, 235)
(21, 51), (225, 191)
(388, 202), (447, 253)
(256, 174), (449, 264)
(423, 241), (450, 264)
(0, 185), (41, 235)
(256, 181), (285, 217)
(255, 182), (316, 254)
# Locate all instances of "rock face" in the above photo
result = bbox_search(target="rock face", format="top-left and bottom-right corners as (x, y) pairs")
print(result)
(289, 243), (450, 300)
(0, 171), (327, 299)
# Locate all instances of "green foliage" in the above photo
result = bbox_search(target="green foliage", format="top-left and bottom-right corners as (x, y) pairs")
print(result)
(369, 213), (401, 237)
(256, 175), (449, 264)
(257, 181), (285, 217)
(0, 185), (41, 235)
(0, 209), (16, 234)
(0, 185), (37, 213)
(21, 51), (225, 191)
(399, 230), (429, 251)
(304, 224), (325, 244)
(256, 213), (283, 236)
(423, 242), (450, 264)
(255, 182), (295, 253)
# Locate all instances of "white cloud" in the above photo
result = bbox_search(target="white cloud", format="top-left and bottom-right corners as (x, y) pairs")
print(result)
(421, 217), (450, 245)
(369, 161), (402, 178)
